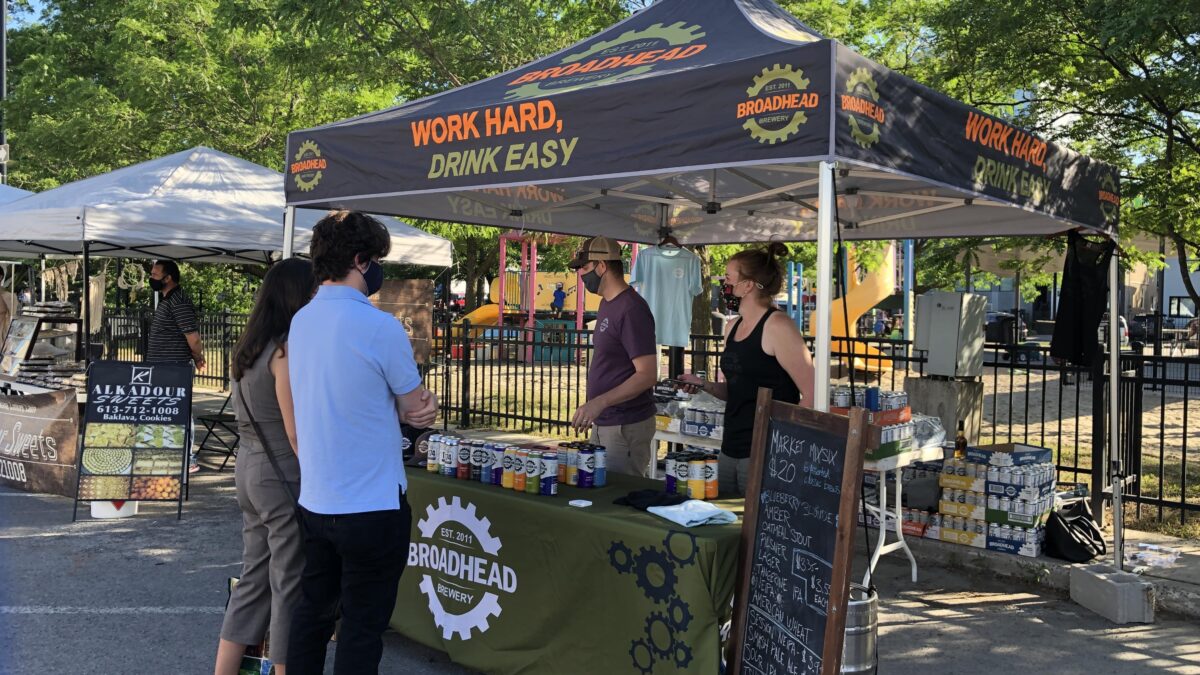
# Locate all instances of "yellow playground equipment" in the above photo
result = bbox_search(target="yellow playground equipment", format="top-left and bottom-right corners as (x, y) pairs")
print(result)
(809, 242), (896, 374)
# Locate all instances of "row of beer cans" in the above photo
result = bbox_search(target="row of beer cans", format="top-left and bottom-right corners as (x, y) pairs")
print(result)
(663, 451), (719, 500)
(424, 435), (607, 496)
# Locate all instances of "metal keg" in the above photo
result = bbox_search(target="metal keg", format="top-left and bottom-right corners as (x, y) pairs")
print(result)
(841, 583), (878, 674)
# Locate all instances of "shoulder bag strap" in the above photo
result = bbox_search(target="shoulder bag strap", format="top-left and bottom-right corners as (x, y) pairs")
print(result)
(237, 379), (300, 508)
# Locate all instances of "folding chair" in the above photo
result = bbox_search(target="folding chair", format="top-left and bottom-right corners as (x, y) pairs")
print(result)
(197, 394), (240, 470)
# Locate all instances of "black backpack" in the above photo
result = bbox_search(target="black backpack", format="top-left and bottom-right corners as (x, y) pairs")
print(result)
(1044, 500), (1107, 563)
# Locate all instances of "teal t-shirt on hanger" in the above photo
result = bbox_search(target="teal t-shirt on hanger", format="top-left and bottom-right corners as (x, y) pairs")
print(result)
(631, 245), (703, 348)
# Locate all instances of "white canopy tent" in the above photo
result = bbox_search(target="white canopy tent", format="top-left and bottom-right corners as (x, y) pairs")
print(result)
(0, 146), (451, 267)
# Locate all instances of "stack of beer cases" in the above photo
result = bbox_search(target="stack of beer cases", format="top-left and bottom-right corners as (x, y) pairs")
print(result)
(937, 444), (1056, 557)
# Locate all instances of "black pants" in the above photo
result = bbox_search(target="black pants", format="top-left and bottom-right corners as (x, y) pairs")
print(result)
(287, 495), (411, 675)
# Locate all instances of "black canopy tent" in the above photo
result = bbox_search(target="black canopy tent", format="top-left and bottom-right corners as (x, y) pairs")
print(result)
(283, 0), (1126, 560)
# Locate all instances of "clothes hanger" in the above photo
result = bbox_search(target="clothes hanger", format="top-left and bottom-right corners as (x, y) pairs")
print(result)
(657, 226), (681, 249)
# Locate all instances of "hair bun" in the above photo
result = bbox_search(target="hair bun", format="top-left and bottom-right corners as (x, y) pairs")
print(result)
(766, 241), (788, 258)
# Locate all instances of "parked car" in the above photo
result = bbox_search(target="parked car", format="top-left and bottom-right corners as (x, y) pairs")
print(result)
(1097, 313), (1130, 348)
(985, 311), (1028, 344)
(1130, 312), (1193, 340)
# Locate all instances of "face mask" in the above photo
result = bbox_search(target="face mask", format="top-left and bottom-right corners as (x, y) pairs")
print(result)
(360, 260), (384, 296)
(149, 278), (165, 292)
(581, 264), (605, 295)
(721, 282), (741, 313)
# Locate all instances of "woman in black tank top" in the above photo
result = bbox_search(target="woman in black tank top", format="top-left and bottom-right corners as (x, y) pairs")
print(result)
(678, 243), (815, 496)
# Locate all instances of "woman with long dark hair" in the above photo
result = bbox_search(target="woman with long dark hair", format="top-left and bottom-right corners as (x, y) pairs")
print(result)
(679, 243), (816, 496)
(215, 258), (314, 675)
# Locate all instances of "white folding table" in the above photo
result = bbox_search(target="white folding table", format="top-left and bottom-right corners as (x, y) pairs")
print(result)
(862, 444), (948, 585)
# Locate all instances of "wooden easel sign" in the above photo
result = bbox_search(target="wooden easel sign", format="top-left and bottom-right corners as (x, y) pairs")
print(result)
(729, 388), (868, 675)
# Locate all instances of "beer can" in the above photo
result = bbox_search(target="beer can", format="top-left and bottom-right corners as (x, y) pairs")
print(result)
(513, 449), (528, 491)
(525, 451), (542, 494)
(457, 441), (472, 480)
(664, 454), (677, 493)
(491, 445), (505, 485)
(567, 447), (579, 487)
(441, 439), (457, 477)
(705, 457), (718, 499)
(501, 448), (516, 488)
(687, 458), (705, 499)
(593, 446), (607, 487)
(426, 435), (441, 473)
(577, 448), (595, 488)
(470, 443), (484, 482)
(540, 452), (558, 496)
(675, 455), (691, 495)
(557, 443), (573, 483)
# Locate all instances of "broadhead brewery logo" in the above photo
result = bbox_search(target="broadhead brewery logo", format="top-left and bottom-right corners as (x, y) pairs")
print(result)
(1099, 173), (1120, 225)
(290, 140), (326, 192)
(505, 22), (706, 100)
(842, 67), (885, 149)
(410, 496), (517, 640)
(738, 64), (820, 145)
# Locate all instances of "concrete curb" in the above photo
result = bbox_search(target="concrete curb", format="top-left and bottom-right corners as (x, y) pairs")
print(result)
(855, 530), (1200, 620)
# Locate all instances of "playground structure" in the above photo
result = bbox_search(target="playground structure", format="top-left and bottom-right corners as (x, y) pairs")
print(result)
(806, 242), (898, 374)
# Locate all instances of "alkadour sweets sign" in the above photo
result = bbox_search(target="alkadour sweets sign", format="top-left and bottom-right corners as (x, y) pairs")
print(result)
(0, 388), (80, 497)
(73, 361), (194, 521)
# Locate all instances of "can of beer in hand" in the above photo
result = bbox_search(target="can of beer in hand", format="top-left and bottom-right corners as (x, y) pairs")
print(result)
(687, 458), (706, 499)
(664, 454), (677, 493)
(525, 451), (542, 494)
(592, 446), (607, 487)
(705, 456), (718, 499)
(540, 452), (558, 496)
(513, 449), (528, 491)
(577, 448), (595, 488)
(491, 445), (505, 485)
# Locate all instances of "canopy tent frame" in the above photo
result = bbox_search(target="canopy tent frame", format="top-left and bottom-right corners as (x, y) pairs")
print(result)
(282, 0), (1126, 567)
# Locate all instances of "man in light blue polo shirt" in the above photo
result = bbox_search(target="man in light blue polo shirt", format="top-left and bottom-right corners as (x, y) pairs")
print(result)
(286, 211), (438, 675)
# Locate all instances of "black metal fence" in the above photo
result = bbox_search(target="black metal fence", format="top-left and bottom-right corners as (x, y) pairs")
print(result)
(103, 310), (247, 390)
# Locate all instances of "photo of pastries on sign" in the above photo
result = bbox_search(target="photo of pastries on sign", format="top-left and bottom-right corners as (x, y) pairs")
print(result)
(134, 425), (186, 449)
(81, 448), (133, 475)
(77, 475), (131, 500)
(132, 449), (184, 476)
(131, 476), (181, 500)
(84, 423), (136, 448)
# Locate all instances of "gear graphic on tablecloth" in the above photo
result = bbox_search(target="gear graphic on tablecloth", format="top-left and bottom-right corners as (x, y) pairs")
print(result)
(743, 64), (811, 145)
(417, 496), (502, 554)
(674, 642), (694, 669)
(644, 612), (676, 659)
(609, 541), (635, 574)
(662, 530), (699, 567)
(418, 576), (504, 640)
(633, 546), (677, 604)
(629, 638), (656, 675)
(666, 596), (693, 632)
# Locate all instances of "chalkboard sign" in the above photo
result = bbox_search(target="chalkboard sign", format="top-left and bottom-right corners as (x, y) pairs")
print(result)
(72, 361), (194, 521)
(730, 388), (867, 675)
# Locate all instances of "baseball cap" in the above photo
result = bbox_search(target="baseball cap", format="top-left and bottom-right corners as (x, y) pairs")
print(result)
(568, 236), (622, 269)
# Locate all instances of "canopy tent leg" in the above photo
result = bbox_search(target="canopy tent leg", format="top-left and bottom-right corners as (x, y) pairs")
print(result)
(903, 239), (914, 353)
(282, 206), (296, 259)
(82, 241), (91, 362)
(813, 161), (835, 413)
(39, 255), (45, 302)
(1109, 252), (1124, 570)
(498, 236), (507, 328)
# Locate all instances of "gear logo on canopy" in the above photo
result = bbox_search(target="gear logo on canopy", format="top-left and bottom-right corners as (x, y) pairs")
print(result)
(409, 496), (518, 641)
(738, 65), (820, 145)
(505, 22), (707, 101)
(1098, 173), (1120, 225)
(842, 67), (886, 149)
(290, 140), (326, 192)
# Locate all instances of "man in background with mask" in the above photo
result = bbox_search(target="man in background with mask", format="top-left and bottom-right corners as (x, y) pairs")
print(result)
(569, 236), (658, 477)
(286, 210), (438, 675)
(146, 259), (205, 473)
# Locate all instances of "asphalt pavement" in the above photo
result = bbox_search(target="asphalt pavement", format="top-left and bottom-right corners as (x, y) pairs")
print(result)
(1, 464), (1197, 674)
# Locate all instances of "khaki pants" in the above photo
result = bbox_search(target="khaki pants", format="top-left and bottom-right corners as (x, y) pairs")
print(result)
(718, 453), (752, 498)
(591, 416), (657, 478)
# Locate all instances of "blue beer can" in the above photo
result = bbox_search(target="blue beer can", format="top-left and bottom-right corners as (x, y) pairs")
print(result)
(540, 452), (558, 496)
(490, 444), (505, 485)
(865, 386), (881, 412)
(477, 443), (493, 484)
(577, 448), (595, 488)
(592, 445), (607, 487)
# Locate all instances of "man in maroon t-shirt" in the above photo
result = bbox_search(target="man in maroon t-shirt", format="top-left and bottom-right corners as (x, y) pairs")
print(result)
(569, 237), (658, 477)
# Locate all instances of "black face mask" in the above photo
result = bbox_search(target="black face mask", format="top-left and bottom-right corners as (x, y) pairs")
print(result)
(721, 282), (741, 312)
(582, 265), (605, 295)
(149, 278), (165, 292)
(360, 260), (384, 296)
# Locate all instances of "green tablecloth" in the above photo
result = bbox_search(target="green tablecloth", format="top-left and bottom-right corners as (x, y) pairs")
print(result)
(392, 470), (744, 675)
